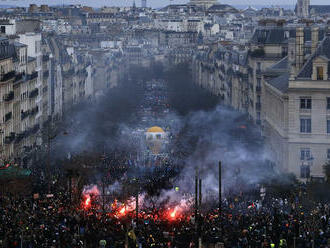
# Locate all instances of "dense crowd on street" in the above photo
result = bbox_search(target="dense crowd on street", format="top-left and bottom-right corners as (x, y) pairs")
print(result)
(1, 184), (329, 248)
(1, 78), (329, 247)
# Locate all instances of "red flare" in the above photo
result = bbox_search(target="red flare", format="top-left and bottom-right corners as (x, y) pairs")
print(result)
(170, 208), (177, 219)
(84, 195), (91, 209)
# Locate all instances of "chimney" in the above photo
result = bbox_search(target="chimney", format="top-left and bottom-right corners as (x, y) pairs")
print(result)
(295, 26), (304, 72)
(311, 26), (319, 54)
(288, 38), (296, 79)
(326, 25), (330, 37)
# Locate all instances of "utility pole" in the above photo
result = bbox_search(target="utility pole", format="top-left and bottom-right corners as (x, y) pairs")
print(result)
(102, 177), (105, 214)
(199, 178), (202, 207)
(195, 168), (200, 248)
(195, 168), (198, 216)
(47, 118), (51, 193)
(135, 179), (139, 227)
(219, 161), (222, 212)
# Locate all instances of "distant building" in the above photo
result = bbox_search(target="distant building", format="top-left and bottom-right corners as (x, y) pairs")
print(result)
(189, 0), (218, 9)
(141, 0), (147, 8)
(296, 0), (310, 18)
(40, 5), (50, 12)
(309, 5), (330, 16)
(28, 4), (39, 13)
(0, 19), (16, 35)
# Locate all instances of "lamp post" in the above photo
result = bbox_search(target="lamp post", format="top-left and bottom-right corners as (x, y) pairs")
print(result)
(43, 116), (57, 193)
(219, 161), (222, 212)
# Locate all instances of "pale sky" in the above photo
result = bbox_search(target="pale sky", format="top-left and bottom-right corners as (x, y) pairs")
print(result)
(1, 0), (329, 8)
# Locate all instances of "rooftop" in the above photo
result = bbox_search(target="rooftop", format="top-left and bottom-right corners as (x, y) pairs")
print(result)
(267, 72), (289, 93)
(298, 36), (330, 79)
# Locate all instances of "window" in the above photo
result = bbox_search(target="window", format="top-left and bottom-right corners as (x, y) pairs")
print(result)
(327, 98), (330, 109)
(257, 62), (261, 70)
(257, 78), (261, 88)
(300, 148), (311, 160)
(327, 149), (330, 159)
(300, 98), (311, 109)
(156, 134), (161, 139)
(317, 66), (324, 80)
(327, 120), (330, 134)
(300, 164), (310, 178)
(300, 118), (311, 133)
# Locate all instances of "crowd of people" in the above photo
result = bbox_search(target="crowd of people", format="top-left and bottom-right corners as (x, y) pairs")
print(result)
(1, 181), (329, 248)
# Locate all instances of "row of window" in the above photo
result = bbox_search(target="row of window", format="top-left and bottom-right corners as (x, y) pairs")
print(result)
(300, 148), (330, 161)
(300, 118), (330, 134)
(300, 97), (330, 110)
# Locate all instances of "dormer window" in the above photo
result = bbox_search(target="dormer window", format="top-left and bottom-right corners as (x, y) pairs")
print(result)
(317, 66), (323, 80)
(312, 56), (328, 81)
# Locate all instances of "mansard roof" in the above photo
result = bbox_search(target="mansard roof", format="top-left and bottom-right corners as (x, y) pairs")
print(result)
(269, 56), (288, 71)
(310, 5), (330, 14)
(267, 72), (289, 93)
(207, 4), (238, 13)
(297, 36), (330, 79)
(251, 27), (325, 45)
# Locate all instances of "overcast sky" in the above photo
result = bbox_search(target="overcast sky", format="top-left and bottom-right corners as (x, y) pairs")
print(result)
(1, 0), (329, 8)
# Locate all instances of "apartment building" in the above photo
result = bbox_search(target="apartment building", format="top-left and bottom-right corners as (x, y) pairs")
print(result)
(0, 36), (41, 166)
(263, 26), (330, 179)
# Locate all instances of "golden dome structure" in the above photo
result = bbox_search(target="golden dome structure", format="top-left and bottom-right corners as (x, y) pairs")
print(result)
(147, 126), (165, 133)
(145, 126), (167, 155)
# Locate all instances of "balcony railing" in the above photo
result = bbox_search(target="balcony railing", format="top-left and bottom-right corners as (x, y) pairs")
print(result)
(26, 71), (38, 81)
(29, 88), (39, 98)
(4, 112), (12, 122)
(4, 132), (15, 144)
(30, 124), (40, 135)
(30, 106), (39, 116)
(15, 73), (24, 82)
(43, 70), (49, 78)
(63, 69), (74, 77)
(15, 133), (24, 144)
(3, 91), (14, 102)
(21, 110), (30, 120)
(1, 71), (15, 82)
(256, 86), (261, 92)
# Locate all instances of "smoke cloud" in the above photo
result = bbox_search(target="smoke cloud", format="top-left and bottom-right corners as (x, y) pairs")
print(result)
(53, 61), (277, 204)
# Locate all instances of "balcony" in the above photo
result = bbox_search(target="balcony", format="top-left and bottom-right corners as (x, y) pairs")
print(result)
(30, 124), (40, 134)
(43, 70), (49, 78)
(77, 69), (88, 77)
(1, 71), (15, 82)
(29, 88), (39, 98)
(4, 132), (15, 144)
(15, 133), (24, 144)
(14, 73), (24, 82)
(63, 69), (74, 77)
(256, 102), (261, 111)
(30, 106), (39, 116)
(4, 112), (12, 122)
(26, 71), (38, 81)
(21, 110), (30, 120)
(3, 91), (14, 102)
(256, 86), (261, 92)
